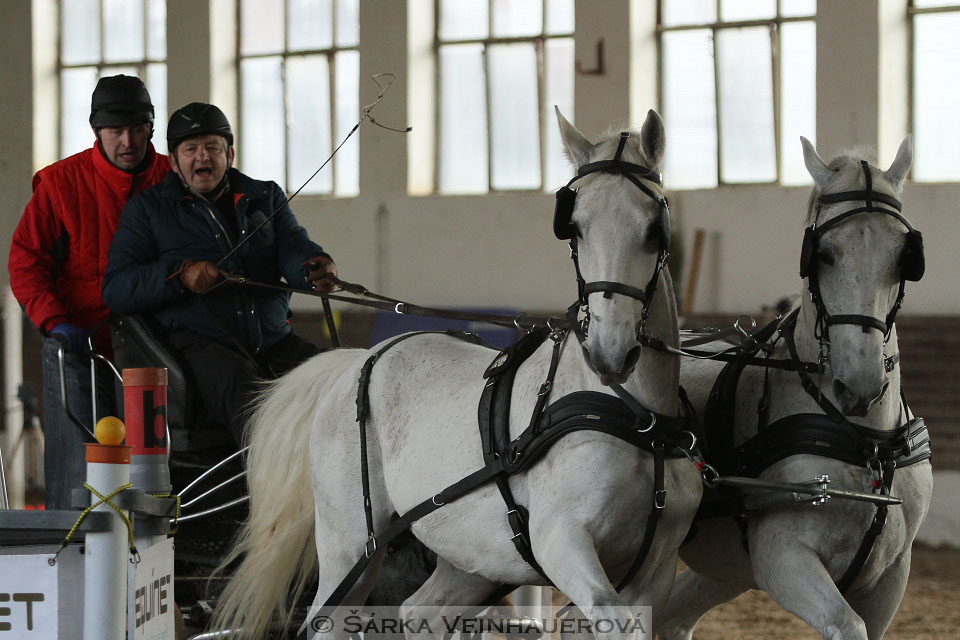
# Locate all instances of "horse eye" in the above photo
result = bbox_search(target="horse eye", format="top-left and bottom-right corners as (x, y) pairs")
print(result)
(817, 248), (835, 266)
(644, 223), (663, 247)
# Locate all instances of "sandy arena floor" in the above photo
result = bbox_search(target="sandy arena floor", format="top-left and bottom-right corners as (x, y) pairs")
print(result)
(690, 543), (960, 639)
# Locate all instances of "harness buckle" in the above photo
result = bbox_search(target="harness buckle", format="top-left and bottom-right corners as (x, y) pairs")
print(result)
(365, 535), (378, 558)
(537, 381), (552, 397)
(655, 489), (667, 509)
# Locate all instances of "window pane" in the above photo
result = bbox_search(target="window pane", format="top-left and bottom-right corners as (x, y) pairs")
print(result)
(489, 43), (540, 189)
(289, 0), (332, 51)
(146, 63), (167, 152)
(544, 37), (575, 189)
(914, 0), (960, 7)
(241, 0), (284, 55)
(662, 30), (717, 188)
(439, 0), (489, 40)
(545, 0), (574, 34)
(240, 57), (286, 186)
(492, 0), (542, 37)
(439, 44), (488, 193)
(61, 68), (99, 158)
(61, 0), (100, 65)
(780, 0), (815, 18)
(287, 55), (332, 194)
(717, 27), (775, 182)
(661, 0), (716, 27)
(146, 0), (166, 59)
(334, 51), (359, 196)
(780, 21), (815, 185)
(104, 0), (145, 62)
(913, 13), (960, 181)
(720, 0), (775, 21)
(336, 0), (359, 47)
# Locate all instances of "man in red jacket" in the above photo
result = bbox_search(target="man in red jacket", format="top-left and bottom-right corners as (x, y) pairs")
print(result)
(8, 75), (170, 509)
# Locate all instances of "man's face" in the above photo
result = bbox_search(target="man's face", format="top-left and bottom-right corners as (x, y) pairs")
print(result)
(172, 134), (234, 193)
(97, 123), (151, 171)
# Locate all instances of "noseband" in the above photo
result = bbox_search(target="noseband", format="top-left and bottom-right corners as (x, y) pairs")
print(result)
(555, 132), (671, 338)
(801, 160), (924, 360)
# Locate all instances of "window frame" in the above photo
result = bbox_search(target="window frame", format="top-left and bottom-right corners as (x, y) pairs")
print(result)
(908, 0), (960, 183)
(656, 1), (816, 186)
(433, 0), (574, 194)
(235, 0), (360, 197)
(57, 0), (166, 159)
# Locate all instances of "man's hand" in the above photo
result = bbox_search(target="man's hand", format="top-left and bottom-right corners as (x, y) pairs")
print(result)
(179, 260), (226, 293)
(49, 323), (87, 353)
(303, 256), (339, 293)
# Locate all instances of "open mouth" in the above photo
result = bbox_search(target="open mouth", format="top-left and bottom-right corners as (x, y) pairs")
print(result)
(195, 167), (214, 179)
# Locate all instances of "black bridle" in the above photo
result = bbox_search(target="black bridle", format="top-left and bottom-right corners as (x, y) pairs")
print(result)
(800, 160), (924, 361)
(555, 132), (671, 339)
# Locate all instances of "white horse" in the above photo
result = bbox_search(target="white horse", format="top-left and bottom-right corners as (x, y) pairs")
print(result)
(210, 110), (703, 639)
(659, 137), (933, 640)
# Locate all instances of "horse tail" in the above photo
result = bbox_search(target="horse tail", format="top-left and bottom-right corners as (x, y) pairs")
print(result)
(210, 349), (362, 638)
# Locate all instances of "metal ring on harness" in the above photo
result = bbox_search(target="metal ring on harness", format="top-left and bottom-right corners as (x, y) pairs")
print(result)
(431, 494), (445, 506)
(395, 302), (405, 314)
(699, 462), (720, 487)
(365, 536), (377, 558)
(635, 413), (656, 433)
(514, 313), (532, 333)
(679, 430), (697, 453)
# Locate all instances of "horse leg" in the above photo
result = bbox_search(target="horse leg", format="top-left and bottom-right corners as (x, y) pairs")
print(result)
(398, 556), (500, 639)
(537, 531), (636, 640)
(752, 543), (868, 640)
(845, 549), (912, 640)
(616, 550), (678, 639)
(657, 568), (750, 640)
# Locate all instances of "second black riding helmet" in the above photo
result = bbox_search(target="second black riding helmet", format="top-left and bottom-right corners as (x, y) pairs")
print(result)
(166, 102), (234, 151)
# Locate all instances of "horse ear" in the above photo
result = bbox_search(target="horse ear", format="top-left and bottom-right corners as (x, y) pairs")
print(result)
(883, 135), (913, 189)
(555, 106), (593, 168)
(639, 109), (666, 168)
(801, 136), (833, 189)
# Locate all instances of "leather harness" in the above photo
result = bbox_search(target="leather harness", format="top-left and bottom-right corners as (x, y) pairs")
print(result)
(699, 309), (932, 592)
(318, 327), (695, 612)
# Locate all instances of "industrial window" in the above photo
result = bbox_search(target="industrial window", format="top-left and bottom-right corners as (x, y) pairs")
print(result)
(59, 0), (167, 159)
(238, 0), (359, 196)
(911, 0), (960, 181)
(435, 0), (575, 194)
(658, 0), (816, 188)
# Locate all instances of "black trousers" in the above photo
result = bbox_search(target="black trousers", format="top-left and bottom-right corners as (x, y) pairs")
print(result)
(170, 330), (321, 445)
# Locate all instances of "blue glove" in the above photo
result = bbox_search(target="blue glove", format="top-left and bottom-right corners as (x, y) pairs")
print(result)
(49, 323), (87, 353)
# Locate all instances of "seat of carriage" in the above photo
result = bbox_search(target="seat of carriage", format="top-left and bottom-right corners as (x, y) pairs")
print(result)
(110, 315), (246, 586)
(110, 315), (239, 480)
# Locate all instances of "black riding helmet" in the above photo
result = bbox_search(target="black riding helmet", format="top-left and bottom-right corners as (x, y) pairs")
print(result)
(89, 75), (154, 127)
(167, 102), (234, 154)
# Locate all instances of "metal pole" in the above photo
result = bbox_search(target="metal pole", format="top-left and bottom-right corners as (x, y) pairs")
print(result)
(83, 441), (132, 640)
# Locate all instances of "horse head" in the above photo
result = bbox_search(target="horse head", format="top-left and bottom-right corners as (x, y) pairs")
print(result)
(799, 136), (920, 416)
(556, 108), (674, 385)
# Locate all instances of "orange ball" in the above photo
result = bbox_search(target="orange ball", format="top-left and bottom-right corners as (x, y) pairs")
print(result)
(95, 416), (126, 445)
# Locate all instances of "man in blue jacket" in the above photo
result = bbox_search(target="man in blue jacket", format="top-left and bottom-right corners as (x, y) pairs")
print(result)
(103, 102), (337, 445)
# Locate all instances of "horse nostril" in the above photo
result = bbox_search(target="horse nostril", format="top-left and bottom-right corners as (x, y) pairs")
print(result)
(623, 345), (642, 375)
(832, 379), (850, 401)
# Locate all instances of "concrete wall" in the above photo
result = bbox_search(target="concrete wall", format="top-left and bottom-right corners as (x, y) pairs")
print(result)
(0, 0), (957, 320)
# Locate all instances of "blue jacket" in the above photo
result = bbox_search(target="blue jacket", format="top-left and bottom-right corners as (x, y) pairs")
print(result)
(102, 169), (328, 354)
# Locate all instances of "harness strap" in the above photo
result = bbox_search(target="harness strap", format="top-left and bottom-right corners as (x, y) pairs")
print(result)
(355, 331), (493, 556)
(615, 442), (666, 590)
(835, 462), (895, 593)
(315, 462), (504, 614)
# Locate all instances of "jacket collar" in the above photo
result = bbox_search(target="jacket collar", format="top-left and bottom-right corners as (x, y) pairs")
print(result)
(91, 141), (159, 188)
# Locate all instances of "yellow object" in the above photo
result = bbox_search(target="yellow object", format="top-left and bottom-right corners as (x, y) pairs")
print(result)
(95, 416), (126, 445)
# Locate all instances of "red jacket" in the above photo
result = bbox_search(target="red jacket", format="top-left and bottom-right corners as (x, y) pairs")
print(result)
(8, 142), (170, 349)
